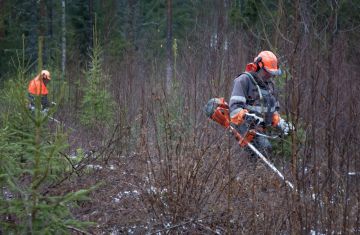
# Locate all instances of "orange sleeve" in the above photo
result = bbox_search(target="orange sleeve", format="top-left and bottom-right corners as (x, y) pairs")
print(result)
(28, 80), (34, 93)
(230, 109), (248, 125)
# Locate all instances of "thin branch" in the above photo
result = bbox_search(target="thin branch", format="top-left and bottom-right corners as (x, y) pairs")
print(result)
(194, 221), (223, 235)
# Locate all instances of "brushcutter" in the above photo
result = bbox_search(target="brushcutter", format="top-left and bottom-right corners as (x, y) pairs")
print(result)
(204, 97), (294, 190)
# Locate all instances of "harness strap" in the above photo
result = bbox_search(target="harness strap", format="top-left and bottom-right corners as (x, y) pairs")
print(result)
(242, 72), (265, 115)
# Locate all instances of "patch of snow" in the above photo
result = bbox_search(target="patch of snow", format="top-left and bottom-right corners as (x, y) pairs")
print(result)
(69, 154), (78, 159)
(3, 188), (14, 200)
(110, 228), (120, 235)
(112, 190), (141, 203)
(215, 228), (222, 235)
(310, 230), (325, 235)
(84, 150), (96, 158)
(144, 176), (150, 182)
(148, 186), (158, 194)
(86, 164), (103, 170)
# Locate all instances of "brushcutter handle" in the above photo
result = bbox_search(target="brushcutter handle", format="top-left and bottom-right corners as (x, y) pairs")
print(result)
(244, 113), (263, 125)
(229, 124), (256, 147)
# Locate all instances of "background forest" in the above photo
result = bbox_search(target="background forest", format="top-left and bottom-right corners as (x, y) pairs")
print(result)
(0, 0), (360, 234)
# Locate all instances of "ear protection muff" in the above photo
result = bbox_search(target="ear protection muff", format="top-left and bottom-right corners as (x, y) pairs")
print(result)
(42, 72), (49, 80)
(255, 57), (263, 71)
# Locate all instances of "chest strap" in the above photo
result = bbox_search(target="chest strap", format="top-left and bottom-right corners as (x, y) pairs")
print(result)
(243, 72), (264, 112)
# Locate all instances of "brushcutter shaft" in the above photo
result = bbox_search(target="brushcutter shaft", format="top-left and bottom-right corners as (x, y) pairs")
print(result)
(247, 142), (294, 190)
(228, 125), (294, 190)
(255, 132), (279, 139)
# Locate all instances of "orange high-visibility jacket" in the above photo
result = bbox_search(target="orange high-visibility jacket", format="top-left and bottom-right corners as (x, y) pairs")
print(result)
(28, 76), (48, 95)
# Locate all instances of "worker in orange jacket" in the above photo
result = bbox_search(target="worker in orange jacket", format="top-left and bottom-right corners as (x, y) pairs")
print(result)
(28, 70), (51, 111)
(229, 51), (293, 158)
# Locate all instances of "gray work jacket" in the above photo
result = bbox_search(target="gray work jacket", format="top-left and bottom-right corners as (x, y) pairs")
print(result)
(229, 72), (280, 126)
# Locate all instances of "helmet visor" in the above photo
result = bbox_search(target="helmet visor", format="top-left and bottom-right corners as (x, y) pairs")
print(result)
(264, 66), (282, 76)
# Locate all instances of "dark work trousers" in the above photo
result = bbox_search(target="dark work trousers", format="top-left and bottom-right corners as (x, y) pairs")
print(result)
(28, 93), (49, 110)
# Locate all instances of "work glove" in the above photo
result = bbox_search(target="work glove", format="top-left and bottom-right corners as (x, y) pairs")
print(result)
(278, 118), (294, 136)
(244, 113), (264, 126)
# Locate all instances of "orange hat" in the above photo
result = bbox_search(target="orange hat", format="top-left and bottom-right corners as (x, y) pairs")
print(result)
(41, 70), (51, 80)
(254, 51), (282, 76)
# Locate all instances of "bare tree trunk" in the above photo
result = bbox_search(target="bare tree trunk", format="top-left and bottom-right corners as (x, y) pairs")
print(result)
(61, 0), (66, 78)
(0, 0), (6, 40)
(38, 0), (46, 70)
(126, 0), (136, 113)
(166, 0), (173, 93)
(89, 0), (93, 50)
(48, 0), (53, 38)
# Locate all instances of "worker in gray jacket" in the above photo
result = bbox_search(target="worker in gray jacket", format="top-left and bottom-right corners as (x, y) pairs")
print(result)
(229, 51), (293, 158)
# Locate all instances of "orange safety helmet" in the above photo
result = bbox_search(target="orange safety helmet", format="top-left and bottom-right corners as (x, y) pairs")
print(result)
(254, 51), (282, 76)
(41, 70), (51, 80)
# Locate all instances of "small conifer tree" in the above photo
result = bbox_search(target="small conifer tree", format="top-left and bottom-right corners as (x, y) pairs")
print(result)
(80, 28), (115, 131)
(0, 74), (93, 234)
